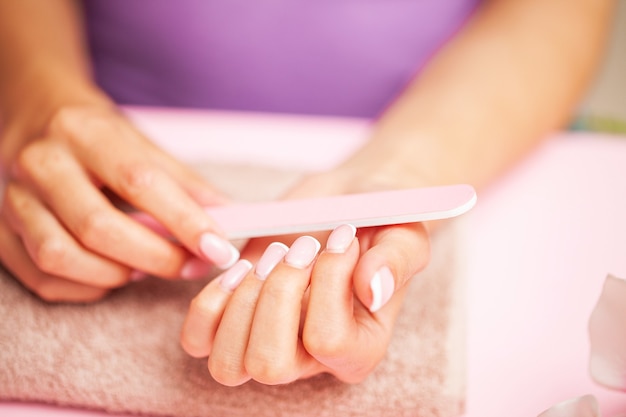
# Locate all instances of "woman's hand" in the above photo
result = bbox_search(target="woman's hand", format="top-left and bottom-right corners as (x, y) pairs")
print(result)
(180, 155), (431, 385)
(181, 211), (429, 385)
(0, 103), (239, 302)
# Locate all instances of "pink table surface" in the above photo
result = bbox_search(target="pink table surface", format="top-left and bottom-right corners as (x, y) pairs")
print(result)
(2, 107), (626, 416)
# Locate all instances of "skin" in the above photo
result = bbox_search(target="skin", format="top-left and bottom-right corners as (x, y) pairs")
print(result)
(0, 0), (615, 381)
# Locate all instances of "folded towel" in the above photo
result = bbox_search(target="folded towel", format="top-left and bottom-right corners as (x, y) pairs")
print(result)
(0, 163), (465, 417)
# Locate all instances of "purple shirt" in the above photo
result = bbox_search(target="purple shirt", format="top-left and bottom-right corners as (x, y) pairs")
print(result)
(83, 0), (479, 118)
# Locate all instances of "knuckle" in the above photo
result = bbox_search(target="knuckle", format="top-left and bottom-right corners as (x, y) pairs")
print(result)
(49, 106), (86, 132)
(48, 107), (102, 141)
(14, 140), (67, 182)
(32, 237), (70, 274)
(15, 142), (45, 176)
(116, 163), (156, 199)
(4, 183), (29, 214)
(76, 209), (117, 248)
(208, 356), (248, 387)
(244, 350), (294, 385)
(180, 336), (206, 359)
(303, 327), (350, 358)
(47, 107), (81, 135)
(189, 295), (223, 320)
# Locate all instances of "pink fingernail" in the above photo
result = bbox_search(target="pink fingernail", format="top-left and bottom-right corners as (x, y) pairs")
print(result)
(181, 258), (213, 280)
(255, 242), (288, 280)
(219, 259), (253, 291)
(285, 236), (321, 269)
(588, 275), (626, 391)
(199, 233), (240, 269)
(369, 266), (395, 313)
(326, 224), (356, 253)
(537, 395), (599, 417)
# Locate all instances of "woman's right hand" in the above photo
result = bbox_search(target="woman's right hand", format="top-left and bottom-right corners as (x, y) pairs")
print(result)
(0, 103), (239, 302)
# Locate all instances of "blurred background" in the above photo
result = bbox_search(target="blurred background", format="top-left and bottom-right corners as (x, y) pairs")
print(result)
(574, 1), (626, 133)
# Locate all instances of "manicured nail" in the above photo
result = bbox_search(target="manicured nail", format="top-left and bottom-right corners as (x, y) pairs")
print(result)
(199, 233), (240, 269)
(181, 258), (212, 280)
(326, 224), (356, 253)
(130, 270), (148, 282)
(255, 242), (288, 280)
(589, 352), (626, 391)
(369, 266), (395, 313)
(588, 274), (626, 391)
(219, 259), (253, 291)
(285, 236), (321, 269)
(537, 395), (599, 417)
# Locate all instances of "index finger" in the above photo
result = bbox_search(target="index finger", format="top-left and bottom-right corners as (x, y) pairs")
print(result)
(60, 114), (240, 269)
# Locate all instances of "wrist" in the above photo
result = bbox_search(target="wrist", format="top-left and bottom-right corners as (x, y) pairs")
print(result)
(337, 131), (445, 191)
(2, 56), (111, 121)
(0, 67), (113, 172)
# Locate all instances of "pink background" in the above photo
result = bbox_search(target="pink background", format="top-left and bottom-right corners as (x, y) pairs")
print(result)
(2, 107), (625, 416)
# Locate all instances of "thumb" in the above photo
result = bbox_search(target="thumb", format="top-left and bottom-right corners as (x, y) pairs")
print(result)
(353, 223), (430, 313)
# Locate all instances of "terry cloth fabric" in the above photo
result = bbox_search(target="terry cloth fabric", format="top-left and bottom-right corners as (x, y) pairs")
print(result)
(0, 162), (466, 417)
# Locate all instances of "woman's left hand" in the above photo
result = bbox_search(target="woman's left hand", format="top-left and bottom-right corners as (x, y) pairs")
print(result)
(180, 170), (431, 385)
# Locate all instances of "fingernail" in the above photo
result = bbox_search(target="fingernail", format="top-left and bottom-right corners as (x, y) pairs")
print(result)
(199, 233), (240, 269)
(219, 259), (253, 291)
(181, 258), (213, 280)
(130, 270), (148, 282)
(255, 242), (288, 280)
(369, 266), (395, 313)
(326, 224), (356, 253)
(588, 274), (626, 391)
(589, 352), (626, 390)
(285, 236), (321, 269)
(537, 395), (599, 417)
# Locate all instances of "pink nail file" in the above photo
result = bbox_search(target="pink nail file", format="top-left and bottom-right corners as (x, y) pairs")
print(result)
(132, 184), (476, 240)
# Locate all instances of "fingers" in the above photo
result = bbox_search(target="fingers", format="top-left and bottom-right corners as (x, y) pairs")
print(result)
(352, 223), (430, 313)
(0, 219), (110, 303)
(1, 104), (234, 302)
(2, 183), (131, 287)
(47, 108), (238, 268)
(11, 141), (195, 278)
(303, 224), (389, 383)
(181, 259), (253, 358)
(245, 236), (321, 385)
(182, 224), (430, 386)
(8, 105), (239, 288)
(194, 237), (323, 386)
(304, 224), (360, 356)
(208, 242), (289, 386)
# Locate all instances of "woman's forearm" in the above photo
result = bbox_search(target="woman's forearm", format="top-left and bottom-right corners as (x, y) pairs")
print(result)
(0, 0), (110, 169)
(0, 0), (106, 119)
(344, 0), (615, 190)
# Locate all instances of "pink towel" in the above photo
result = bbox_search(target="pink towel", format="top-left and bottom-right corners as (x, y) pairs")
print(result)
(0, 163), (465, 417)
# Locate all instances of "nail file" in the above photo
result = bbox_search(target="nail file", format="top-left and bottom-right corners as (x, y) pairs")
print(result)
(132, 184), (477, 240)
